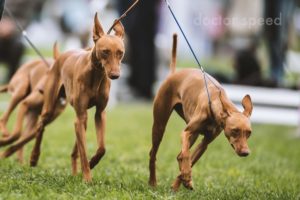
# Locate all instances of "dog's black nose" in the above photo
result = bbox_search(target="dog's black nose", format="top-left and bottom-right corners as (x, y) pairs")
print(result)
(240, 152), (249, 157)
(238, 150), (250, 157)
(109, 74), (120, 80)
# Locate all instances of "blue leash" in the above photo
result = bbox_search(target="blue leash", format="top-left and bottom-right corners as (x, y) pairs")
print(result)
(164, 0), (215, 106)
(165, 0), (203, 71)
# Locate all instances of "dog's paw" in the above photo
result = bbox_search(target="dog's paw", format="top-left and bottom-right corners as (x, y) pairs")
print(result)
(1, 131), (10, 138)
(30, 160), (38, 167)
(182, 179), (194, 190)
(29, 152), (40, 167)
(83, 174), (92, 183)
(171, 177), (181, 192)
(84, 178), (92, 183)
(148, 179), (157, 187)
(179, 172), (193, 190)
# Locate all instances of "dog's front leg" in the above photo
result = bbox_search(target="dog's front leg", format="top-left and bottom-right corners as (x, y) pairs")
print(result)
(74, 109), (91, 182)
(178, 130), (194, 190)
(172, 133), (199, 191)
(173, 106), (208, 191)
(172, 133), (218, 191)
(191, 135), (216, 166)
(89, 108), (106, 169)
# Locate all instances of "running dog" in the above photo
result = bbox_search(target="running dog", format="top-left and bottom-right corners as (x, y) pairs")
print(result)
(1, 13), (126, 182)
(0, 43), (67, 164)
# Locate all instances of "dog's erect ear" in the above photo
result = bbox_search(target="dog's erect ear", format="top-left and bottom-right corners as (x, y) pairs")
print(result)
(112, 20), (125, 39)
(242, 95), (253, 117)
(53, 41), (60, 60)
(93, 12), (105, 43)
(219, 91), (234, 116)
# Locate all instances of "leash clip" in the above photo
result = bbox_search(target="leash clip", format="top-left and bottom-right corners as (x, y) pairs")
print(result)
(22, 30), (27, 37)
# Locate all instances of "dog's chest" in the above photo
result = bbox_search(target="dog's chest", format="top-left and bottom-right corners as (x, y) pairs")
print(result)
(67, 69), (108, 107)
(200, 121), (222, 136)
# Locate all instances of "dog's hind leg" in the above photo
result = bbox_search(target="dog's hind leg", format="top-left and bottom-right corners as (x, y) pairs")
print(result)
(0, 91), (43, 148)
(0, 92), (43, 158)
(0, 81), (30, 137)
(16, 111), (39, 164)
(29, 125), (46, 167)
(149, 93), (175, 187)
(1, 130), (37, 158)
(1, 67), (60, 159)
(71, 142), (79, 175)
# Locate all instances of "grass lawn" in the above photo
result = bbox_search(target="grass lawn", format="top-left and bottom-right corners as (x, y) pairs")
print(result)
(0, 99), (299, 199)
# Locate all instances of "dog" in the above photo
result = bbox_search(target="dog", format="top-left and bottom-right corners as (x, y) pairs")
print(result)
(1, 13), (126, 182)
(148, 34), (253, 191)
(0, 43), (67, 164)
(0, 59), (47, 138)
(0, 42), (60, 137)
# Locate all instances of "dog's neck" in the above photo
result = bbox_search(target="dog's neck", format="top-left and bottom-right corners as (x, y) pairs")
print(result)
(212, 94), (239, 129)
(91, 47), (104, 72)
(211, 105), (227, 128)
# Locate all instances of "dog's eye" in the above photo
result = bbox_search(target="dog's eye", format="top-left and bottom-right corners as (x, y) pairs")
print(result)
(101, 50), (110, 58)
(116, 50), (124, 59)
(231, 129), (239, 137)
(246, 131), (251, 138)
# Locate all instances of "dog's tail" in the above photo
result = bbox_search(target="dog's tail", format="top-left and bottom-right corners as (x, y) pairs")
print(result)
(0, 84), (8, 93)
(53, 41), (60, 60)
(169, 33), (177, 74)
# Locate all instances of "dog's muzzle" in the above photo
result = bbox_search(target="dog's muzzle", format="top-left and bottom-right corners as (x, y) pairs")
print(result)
(109, 71), (120, 80)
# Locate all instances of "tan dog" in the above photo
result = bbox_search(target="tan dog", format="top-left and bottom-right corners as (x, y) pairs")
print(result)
(0, 43), (67, 164)
(148, 34), (253, 191)
(0, 42), (60, 138)
(0, 60), (48, 137)
(4, 13), (126, 182)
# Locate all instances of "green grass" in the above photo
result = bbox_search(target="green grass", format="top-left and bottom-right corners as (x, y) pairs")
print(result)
(0, 99), (300, 199)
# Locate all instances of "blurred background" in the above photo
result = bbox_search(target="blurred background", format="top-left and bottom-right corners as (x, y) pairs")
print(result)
(1, 0), (300, 128)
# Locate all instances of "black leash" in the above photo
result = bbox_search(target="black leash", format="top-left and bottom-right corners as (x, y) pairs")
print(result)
(0, 0), (4, 21)
(164, 0), (222, 111)
(107, 0), (139, 34)
(4, 8), (51, 68)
